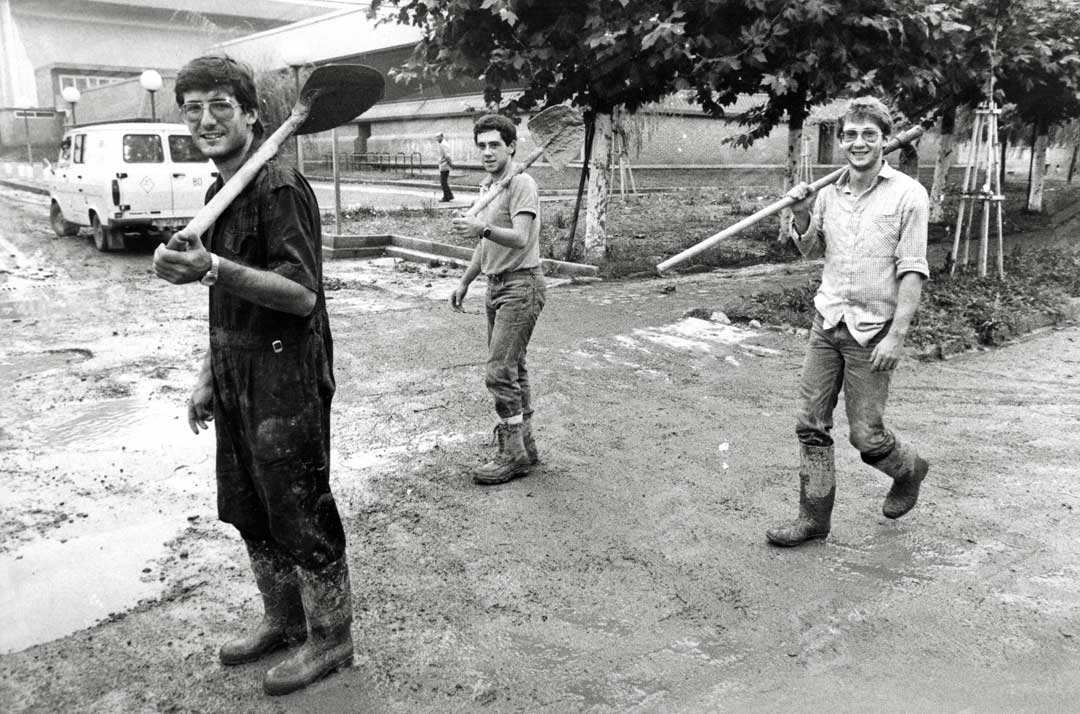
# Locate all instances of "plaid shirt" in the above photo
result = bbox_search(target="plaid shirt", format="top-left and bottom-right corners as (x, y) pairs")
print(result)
(792, 161), (929, 346)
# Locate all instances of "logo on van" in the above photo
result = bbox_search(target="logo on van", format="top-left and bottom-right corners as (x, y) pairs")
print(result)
(140, 176), (155, 194)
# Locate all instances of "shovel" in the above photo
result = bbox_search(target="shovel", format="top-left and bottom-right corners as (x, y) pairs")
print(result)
(655, 124), (926, 274)
(167, 64), (385, 248)
(463, 104), (585, 218)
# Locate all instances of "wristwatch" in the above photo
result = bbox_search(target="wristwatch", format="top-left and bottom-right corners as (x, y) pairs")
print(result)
(481, 225), (492, 240)
(200, 252), (220, 286)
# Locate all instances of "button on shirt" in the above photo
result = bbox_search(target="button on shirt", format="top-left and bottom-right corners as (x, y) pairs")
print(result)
(791, 161), (930, 346)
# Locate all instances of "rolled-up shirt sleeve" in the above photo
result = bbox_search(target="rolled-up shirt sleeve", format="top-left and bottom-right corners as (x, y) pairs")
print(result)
(894, 185), (930, 278)
(264, 184), (320, 293)
(791, 191), (826, 260)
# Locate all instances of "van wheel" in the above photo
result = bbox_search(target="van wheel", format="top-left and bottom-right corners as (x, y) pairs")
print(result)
(91, 214), (113, 252)
(50, 202), (79, 236)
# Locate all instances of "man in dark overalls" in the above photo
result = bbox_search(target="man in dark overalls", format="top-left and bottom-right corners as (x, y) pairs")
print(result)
(152, 55), (352, 696)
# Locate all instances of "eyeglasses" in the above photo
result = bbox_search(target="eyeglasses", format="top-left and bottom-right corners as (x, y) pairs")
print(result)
(179, 98), (241, 124)
(840, 129), (882, 143)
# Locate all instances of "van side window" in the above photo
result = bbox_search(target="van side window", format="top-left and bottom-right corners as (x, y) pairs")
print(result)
(73, 134), (85, 164)
(168, 135), (207, 163)
(59, 137), (72, 165)
(123, 134), (164, 163)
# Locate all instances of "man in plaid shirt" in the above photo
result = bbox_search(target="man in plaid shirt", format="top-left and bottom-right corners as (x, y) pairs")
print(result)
(766, 97), (931, 547)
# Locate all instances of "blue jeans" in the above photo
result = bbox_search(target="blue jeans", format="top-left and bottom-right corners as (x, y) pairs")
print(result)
(485, 269), (545, 419)
(795, 311), (897, 460)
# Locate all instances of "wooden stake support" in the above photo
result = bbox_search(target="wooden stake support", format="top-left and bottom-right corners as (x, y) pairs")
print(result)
(949, 101), (1004, 278)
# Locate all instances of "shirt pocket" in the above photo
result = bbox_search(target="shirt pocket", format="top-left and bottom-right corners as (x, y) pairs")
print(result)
(862, 212), (900, 258)
(223, 226), (256, 259)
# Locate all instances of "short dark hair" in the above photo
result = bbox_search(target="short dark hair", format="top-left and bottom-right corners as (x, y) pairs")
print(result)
(175, 54), (263, 137)
(840, 96), (893, 137)
(473, 114), (517, 149)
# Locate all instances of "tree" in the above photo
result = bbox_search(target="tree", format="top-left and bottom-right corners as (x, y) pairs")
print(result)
(370, 0), (702, 263)
(995, 0), (1080, 212)
(682, 0), (967, 236)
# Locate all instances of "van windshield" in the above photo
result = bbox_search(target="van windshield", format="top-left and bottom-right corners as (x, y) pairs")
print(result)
(123, 135), (164, 163)
(169, 135), (208, 163)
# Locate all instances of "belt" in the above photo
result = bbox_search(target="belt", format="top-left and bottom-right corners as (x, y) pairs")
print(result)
(487, 266), (543, 283)
(209, 327), (313, 353)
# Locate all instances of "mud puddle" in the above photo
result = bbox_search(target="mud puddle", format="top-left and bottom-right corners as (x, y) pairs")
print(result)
(0, 510), (182, 654)
(0, 347), (92, 378)
(2, 394), (216, 653)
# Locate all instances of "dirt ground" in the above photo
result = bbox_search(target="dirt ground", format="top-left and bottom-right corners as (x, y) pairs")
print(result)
(2, 184), (1080, 714)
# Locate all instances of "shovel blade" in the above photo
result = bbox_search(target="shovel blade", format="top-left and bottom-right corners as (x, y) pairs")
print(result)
(295, 64), (385, 136)
(528, 105), (584, 172)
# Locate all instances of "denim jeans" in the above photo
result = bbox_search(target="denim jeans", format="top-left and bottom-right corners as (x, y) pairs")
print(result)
(485, 269), (545, 419)
(795, 311), (897, 460)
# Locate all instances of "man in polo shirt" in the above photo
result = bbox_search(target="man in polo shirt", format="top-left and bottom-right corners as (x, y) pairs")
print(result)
(449, 113), (546, 485)
(766, 96), (931, 547)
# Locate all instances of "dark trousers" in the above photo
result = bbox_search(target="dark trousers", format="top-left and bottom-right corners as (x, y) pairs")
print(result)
(212, 332), (346, 571)
(485, 269), (545, 418)
(440, 169), (454, 201)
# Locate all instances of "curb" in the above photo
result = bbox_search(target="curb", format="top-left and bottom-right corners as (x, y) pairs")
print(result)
(0, 179), (49, 196)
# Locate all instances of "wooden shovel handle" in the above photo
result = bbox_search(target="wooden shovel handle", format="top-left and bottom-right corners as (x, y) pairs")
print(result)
(655, 124), (925, 274)
(464, 144), (546, 218)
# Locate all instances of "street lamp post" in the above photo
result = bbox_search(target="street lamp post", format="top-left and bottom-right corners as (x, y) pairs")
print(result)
(281, 46), (308, 172)
(140, 70), (163, 122)
(61, 86), (80, 126)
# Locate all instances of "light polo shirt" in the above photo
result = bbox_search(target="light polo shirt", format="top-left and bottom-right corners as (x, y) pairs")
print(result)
(477, 161), (542, 276)
(792, 161), (930, 346)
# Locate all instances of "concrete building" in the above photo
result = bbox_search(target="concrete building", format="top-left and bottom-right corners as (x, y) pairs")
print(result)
(0, 0), (333, 152)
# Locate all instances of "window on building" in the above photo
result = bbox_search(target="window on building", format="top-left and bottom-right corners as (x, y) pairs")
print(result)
(124, 135), (164, 163)
(168, 135), (206, 163)
(58, 74), (128, 92)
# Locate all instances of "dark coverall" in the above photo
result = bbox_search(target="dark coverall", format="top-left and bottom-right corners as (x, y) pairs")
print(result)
(205, 159), (345, 571)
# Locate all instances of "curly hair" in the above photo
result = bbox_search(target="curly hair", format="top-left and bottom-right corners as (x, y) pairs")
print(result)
(175, 54), (263, 137)
(840, 96), (893, 137)
(473, 114), (517, 151)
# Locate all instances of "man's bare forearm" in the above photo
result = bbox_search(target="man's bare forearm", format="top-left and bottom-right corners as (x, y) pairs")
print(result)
(888, 272), (925, 340)
(217, 257), (316, 316)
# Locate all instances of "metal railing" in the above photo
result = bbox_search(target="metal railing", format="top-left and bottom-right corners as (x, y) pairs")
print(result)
(338, 151), (422, 176)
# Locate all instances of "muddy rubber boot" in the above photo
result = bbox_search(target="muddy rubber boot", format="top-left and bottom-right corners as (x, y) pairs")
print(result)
(522, 415), (540, 465)
(867, 442), (929, 519)
(473, 422), (531, 485)
(263, 557), (354, 696)
(766, 444), (836, 547)
(219, 540), (306, 666)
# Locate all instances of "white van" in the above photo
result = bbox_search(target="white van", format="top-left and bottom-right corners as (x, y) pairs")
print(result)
(47, 121), (218, 251)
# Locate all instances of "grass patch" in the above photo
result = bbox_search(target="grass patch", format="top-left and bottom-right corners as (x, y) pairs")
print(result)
(720, 244), (1080, 357)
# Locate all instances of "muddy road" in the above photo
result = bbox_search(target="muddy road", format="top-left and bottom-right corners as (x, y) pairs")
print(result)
(2, 184), (1079, 713)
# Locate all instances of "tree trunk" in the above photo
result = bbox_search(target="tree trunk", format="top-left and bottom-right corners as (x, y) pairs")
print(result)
(999, 126), (1010, 189)
(928, 106), (957, 224)
(1027, 120), (1050, 213)
(583, 112), (613, 265)
(564, 114), (595, 262)
(1068, 143), (1078, 183)
(778, 114), (803, 241)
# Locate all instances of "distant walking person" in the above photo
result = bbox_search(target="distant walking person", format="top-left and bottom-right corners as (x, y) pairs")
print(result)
(152, 54), (354, 695)
(436, 131), (454, 202)
(449, 114), (545, 485)
(767, 96), (931, 547)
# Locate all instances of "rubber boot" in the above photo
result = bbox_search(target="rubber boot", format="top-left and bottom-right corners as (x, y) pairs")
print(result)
(474, 422), (531, 485)
(219, 539), (306, 666)
(766, 444), (836, 547)
(522, 414), (540, 465)
(263, 557), (355, 696)
(866, 441), (929, 519)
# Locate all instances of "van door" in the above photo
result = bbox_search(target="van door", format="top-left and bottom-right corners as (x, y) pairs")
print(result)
(118, 132), (171, 220)
(167, 133), (216, 215)
(66, 133), (89, 222)
(50, 135), (77, 219)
